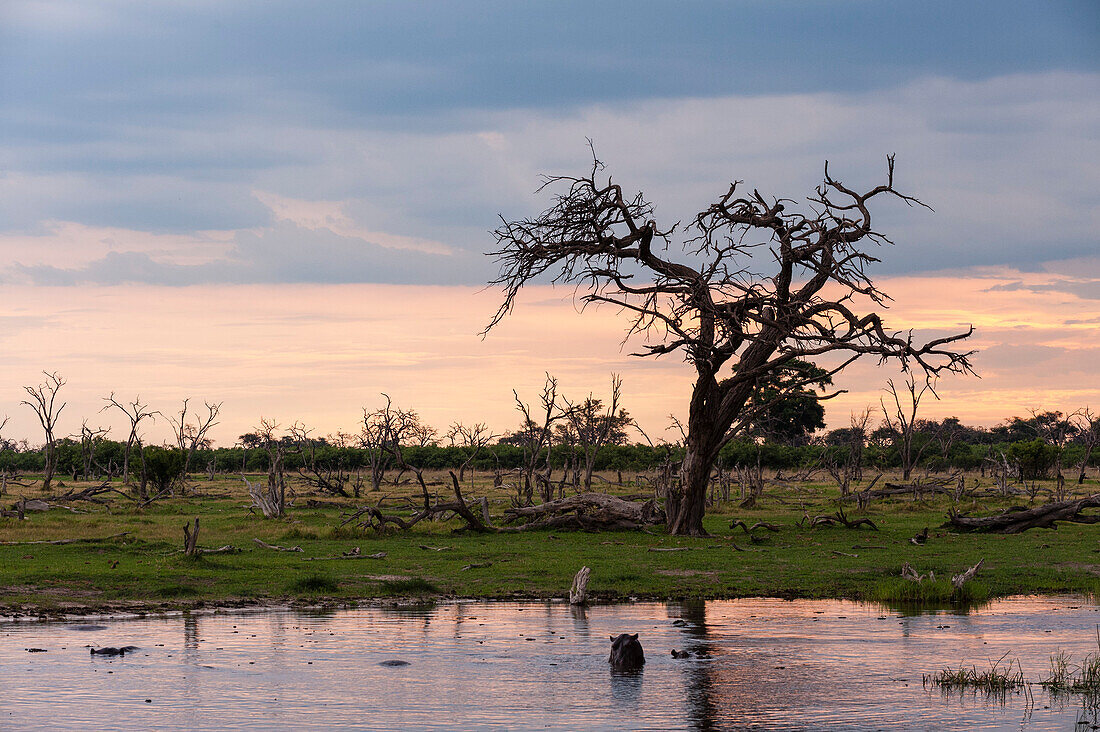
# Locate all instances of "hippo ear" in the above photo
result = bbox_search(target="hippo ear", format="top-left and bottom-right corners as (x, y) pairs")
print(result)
(610, 635), (615, 641)
(631, 633), (638, 640)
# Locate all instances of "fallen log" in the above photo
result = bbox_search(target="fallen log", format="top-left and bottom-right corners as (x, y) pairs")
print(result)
(253, 538), (303, 552)
(799, 507), (877, 531)
(304, 551), (387, 561)
(730, 520), (781, 534)
(502, 492), (665, 530)
(945, 495), (1100, 533)
(0, 531), (131, 546)
(341, 471), (497, 534)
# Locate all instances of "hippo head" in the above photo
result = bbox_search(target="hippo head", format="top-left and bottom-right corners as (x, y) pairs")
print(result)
(609, 633), (645, 670)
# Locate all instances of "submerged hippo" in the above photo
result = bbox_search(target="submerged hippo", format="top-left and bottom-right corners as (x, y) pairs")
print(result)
(90, 646), (139, 656)
(608, 633), (644, 670)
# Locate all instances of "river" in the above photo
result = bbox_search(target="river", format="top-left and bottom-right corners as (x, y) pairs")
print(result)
(1, 597), (1098, 730)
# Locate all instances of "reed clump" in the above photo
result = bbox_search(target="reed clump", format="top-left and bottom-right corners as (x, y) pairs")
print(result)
(1041, 627), (1100, 696)
(924, 653), (1025, 693)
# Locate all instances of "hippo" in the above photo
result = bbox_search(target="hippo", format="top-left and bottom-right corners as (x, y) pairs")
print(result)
(608, 633), (644, 670)
(90, 646), (140, 656)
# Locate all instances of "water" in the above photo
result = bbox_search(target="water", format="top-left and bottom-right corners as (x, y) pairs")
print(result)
(1, 597), (1098, 730)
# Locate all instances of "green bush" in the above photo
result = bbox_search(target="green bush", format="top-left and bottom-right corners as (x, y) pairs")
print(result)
(1007, 439), (1057, 480)
(142, 447), (186, 493)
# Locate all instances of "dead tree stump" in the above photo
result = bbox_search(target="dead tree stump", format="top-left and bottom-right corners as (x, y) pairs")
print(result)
(570, 566), (591, 605)
(183, 518), (199, 556)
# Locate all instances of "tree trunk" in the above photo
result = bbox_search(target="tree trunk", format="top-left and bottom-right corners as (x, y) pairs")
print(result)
(669, 443), (712, 536)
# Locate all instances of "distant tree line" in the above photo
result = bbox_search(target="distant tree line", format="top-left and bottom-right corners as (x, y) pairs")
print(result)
(1, 409), (1096, 483)
(0, 370), (1096, 507)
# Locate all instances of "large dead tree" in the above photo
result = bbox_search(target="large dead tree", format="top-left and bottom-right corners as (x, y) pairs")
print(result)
(21, 372), (67, 492)
(486, 154), (973, 535)
(101, 393), (157, 485)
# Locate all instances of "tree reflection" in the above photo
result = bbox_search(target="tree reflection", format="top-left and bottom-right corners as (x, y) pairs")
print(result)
(675, 599), (720, 731)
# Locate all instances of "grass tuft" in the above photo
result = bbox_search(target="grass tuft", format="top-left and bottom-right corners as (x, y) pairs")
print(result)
(870, 577), (988, 609)
(379, 578), (439, 595)
(924, 653), (1025, 693)
(279, 527), (319, 541)
(1041, 627), (1100, 695)
(288, 574), (339, 594)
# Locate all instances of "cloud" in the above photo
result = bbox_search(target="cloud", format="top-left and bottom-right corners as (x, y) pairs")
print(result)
(3, 71), (1099, 286)
(12, 221), (481, 286)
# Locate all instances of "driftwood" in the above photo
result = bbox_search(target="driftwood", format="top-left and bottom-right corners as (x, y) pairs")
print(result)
(951, 558), (984, 588)
(569, 566), (591, 605)
(799, 507), (877, 531)
(0, 531), (131, 546)
(253, 538), (303, 552)
(945, 495), (1100, 533)
(502, 492), (665, 531)
(196, 544), (239, 555)
(304, 550), (387, 561)
(901, 562), (934, 583)
(729, 520), (781, 534)
(342, 471), (496, 534)
(462, 561), (492, 570)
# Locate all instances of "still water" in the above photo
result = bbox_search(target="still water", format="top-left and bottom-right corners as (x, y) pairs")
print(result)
(1, 597), (1098, 730)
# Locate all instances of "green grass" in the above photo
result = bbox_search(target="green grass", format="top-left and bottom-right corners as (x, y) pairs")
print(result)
(287, 573), (339, 594)
(1, 471), (1099, 614)
(870, 577), (989, 608)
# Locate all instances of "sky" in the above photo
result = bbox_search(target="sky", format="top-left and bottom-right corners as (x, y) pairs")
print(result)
(0, 1), (1098, 446)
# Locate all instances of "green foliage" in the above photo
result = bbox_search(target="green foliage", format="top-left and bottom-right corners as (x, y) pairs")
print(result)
(1007, 439), (1057, 480)
(142, 447), (186, 493)
(743, 359), (832, 444)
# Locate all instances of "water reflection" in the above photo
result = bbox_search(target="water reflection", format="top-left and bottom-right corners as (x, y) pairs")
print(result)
(0, 597), (1098, 731)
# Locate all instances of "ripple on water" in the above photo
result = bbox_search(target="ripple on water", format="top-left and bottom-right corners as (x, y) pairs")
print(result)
(0, 597), (1097, 731)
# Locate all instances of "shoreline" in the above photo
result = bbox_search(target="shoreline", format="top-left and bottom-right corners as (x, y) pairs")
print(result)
(4, 588), (1097, 622)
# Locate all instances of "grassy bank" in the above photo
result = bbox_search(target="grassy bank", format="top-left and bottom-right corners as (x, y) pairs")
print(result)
(1, 472), (1098, 615)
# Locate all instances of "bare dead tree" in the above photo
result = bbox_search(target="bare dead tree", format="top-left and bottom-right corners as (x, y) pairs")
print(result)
(445, 421), (496, 483)
(78, 419), (111, 481)
(510, 374), (571, 506)
(824, 408), (875, 497)
(0, 415), (9, 497)
(101, 393), (157, 485)
(563, 373), (631, 492)
(371, 395), (437, 511)
(291, 424), (351, 497)
(21, 372), (67, 491)
(485, 153), (973, 534)
(247, 418), (291, 518)
(1071, 407), (1098, 485)
(169, 399), (222, 484)
(881, 374), (936, 481)
(359, 407), (392, 493)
